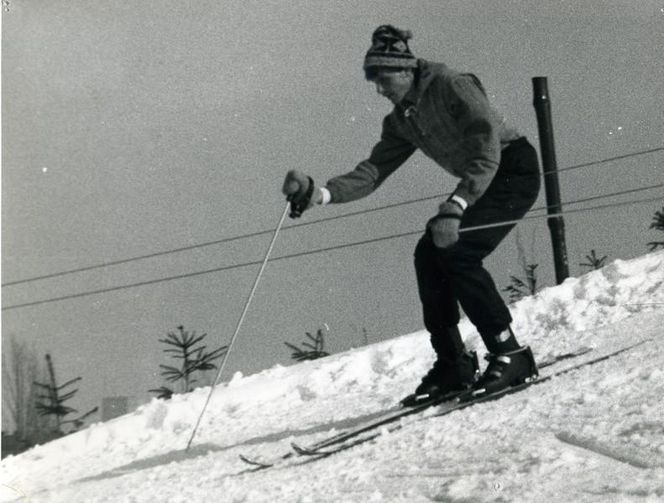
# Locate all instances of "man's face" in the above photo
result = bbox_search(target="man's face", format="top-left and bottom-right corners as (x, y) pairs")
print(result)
(371, 69), (414, 105)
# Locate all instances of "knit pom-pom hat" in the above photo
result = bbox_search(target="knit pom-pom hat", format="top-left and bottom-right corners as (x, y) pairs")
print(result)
(363, 25), (417, 73)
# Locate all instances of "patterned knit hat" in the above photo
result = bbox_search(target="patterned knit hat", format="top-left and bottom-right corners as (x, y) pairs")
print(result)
(363, 25), (417, 72)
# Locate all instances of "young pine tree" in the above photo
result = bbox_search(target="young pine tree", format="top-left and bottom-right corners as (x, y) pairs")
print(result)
(150, 325), (228, 399)
(579, 249), (608, 271)
(647, 206), (664, 251)
(33, 354), (98, 436)
(502, 229), (540, 303)
(285, 328), (330, 362)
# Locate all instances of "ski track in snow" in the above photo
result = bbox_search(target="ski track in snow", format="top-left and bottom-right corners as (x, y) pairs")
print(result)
(2, 251), (664, 503)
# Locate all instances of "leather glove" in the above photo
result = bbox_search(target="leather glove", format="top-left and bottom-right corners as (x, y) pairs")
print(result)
(427, 200), (464, 248)
(282, 170), (322, 218)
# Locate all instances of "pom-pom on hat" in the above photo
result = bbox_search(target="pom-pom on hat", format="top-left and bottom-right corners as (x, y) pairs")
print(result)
(363, 25), (417, 73)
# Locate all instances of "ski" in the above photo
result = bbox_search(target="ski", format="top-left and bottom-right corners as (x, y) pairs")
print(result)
(238, 390), (458, 468)
(239, 346), (593, 468)
(238, 453), (274, 468)
(287, 346), (594, 458)
(554, 431), (657, 469)
(291, 340), (647, 458)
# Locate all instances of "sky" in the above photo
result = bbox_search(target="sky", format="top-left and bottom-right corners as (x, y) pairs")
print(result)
(2, 251), (663, 501)
(2, 1), (663, 430)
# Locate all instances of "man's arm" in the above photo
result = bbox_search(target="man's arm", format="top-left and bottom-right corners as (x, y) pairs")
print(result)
(324, 115), (416, 204)
(443, 74), (502, 207)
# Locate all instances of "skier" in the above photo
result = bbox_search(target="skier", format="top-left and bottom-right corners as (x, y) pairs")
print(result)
(282, 25), (540, 403)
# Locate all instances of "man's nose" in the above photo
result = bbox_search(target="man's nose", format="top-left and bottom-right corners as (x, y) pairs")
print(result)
(375, 82), (386, 96)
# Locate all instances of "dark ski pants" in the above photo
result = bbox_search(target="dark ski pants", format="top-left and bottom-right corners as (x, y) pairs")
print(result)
(414, 137), (541, 356)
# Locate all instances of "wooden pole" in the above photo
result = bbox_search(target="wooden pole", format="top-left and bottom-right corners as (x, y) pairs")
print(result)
(532, 77), (570, 284)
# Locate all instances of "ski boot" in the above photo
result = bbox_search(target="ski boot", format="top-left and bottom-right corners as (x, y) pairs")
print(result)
(473, 346), (538, 396)
(401, 350), (479, 407)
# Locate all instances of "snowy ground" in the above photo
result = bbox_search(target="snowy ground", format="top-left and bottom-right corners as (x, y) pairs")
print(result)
(2, 251), (664, 503)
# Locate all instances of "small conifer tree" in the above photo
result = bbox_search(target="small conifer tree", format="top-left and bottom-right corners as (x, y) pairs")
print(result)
(150, 325), (227, 399)
(33, 354), (98, 435)
(285, 329), (330, 362)
(502, 229), (539, 303)
(647, 206), (664, 251)
(579, 249), (608, 271)
(503, 264), (539, 303)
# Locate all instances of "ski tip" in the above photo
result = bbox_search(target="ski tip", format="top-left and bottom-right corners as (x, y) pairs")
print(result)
(239, 454), (272, 468)
(291, 442), (312, 455)
(291, 442), (323, 456)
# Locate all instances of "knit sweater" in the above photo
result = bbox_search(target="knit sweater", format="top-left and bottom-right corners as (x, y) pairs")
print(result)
(325, 59), (521, 207)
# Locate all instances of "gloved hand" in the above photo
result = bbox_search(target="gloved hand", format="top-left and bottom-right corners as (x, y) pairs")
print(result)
(282, 170), (322, 218)
(427, 200), (464, 248)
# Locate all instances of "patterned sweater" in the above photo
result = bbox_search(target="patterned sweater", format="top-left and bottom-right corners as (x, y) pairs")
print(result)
(325, 59), (521, 207)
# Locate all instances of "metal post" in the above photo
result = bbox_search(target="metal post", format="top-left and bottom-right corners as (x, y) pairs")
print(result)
(532, 77), (570, 284)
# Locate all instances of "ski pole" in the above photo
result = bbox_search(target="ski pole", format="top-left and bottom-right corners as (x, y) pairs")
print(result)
(186, 201), (291, 450)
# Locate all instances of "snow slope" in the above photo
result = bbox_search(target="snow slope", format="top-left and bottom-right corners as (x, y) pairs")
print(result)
(2, 251), (664, 503)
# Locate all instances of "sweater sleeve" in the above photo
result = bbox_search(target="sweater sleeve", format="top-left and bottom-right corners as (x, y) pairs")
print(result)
(325, 115), (416, 203)
(443, 74), (502, 206)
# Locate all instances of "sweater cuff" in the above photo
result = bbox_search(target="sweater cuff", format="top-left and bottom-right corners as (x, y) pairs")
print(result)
(449, 194), (469, 211)
(320, 187), (332, 205)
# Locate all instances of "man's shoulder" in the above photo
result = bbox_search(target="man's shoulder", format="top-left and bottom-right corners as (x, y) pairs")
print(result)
(419, 59), (487, 96)
(418, 59), (459, 81)
(417, 59), (464, 93)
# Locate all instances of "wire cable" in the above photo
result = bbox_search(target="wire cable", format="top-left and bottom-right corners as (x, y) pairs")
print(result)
(561, 183), (664, 208)
(554, 146), (664, 175)
(3, 146), (662, 288)
(3, 193), (661, 312)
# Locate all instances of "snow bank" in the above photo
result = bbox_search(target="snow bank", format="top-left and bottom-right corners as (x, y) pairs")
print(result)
(1, 251), (663, 503)
(509, 250), (664, 358)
